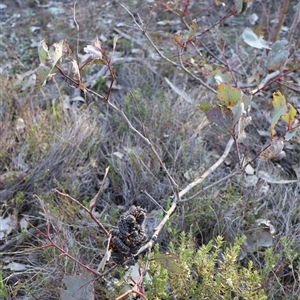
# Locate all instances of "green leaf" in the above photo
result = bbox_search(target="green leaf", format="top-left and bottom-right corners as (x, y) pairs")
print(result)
(207, 68), (232, 85)
(241, 92), (252, 112)
(285, 129), (298, 141)
(214, 70), (232, 84)
(38, 39), (48, 63)
(217, 83), (241, 108)
(36, 64), (57, 87)
(91, 58), (106, 65)
(231, 101), (244, 125)
(282, 103), (298, 140)
(198, 101), (211, 113)
(242, 28), (270, 49)
(78, 81), (86, 92)
(214, 0), (225, 6)
(153, 253), (183, 275)
(173, 31), (183, 47)
(270, 91), (287, 136)
(267, 40), (289, 71)
(235, 0), (248, 14)
(188, 19), (198, 39)
(281, 103), (297, 125)
(205, 107), (233, 131)
(36, 40), (65, 87)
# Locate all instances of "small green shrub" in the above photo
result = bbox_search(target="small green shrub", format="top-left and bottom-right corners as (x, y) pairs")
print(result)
(146, 233), (267, 299)
(0, 271), (9, 298)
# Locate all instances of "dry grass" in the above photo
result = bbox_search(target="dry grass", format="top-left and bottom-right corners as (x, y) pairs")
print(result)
(0, 0), (300, 299)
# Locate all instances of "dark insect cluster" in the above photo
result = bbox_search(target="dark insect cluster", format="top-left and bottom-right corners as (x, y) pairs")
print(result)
(108, 206), (148, 265)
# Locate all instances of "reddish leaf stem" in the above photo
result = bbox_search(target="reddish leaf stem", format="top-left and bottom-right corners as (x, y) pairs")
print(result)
(35, 223), (102, 277)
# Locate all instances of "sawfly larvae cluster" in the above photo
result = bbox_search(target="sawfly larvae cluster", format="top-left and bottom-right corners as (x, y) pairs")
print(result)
(108, 205), (148, 265)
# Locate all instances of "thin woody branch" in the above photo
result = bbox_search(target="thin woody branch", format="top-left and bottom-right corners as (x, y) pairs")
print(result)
(135, 136), (234, 256)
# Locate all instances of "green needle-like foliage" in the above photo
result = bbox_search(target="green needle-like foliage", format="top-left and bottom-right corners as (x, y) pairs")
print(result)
(147, 233), (267, 299)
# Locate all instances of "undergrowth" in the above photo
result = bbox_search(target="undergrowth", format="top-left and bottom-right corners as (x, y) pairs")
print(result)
(1, 0), (300, 299)
(147, 233), (267, 300)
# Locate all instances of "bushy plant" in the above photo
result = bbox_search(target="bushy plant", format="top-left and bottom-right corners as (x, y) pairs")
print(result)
(1, 0), (300, 299)
(147, 233), (267, 300)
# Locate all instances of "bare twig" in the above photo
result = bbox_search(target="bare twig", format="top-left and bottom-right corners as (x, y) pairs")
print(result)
(271, 0), (290, 43)
(89, 166), (110, 211)
(288, 2), (300, 43)
(85, 56), (157, 87)
(113, 27), (144, 47)
(116, 250), (151, 299)
(28, 221), (103, 277)
(179, 137), (234, 198)
(180, 170), (240, 202)
(0, 224), (45, 252)
(72, 2), (81, 82)
(196, 9), (237, 38)
(135, 200), (177, 256)
(251, 71), (280, 94)
(141, 190), (167, 213)
(106, 99), (180, 200)
(120, 4), (217, 95)
(276, 80), (300, 93)
(164, 77), (194, 104)
(97, 235), (112, 272)
(53, 189), (110, 236)
(135, 136), (235, 256)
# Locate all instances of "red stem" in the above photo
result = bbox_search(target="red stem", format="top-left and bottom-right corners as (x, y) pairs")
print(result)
(196, 9), (237, 38)
(34, 222), (107, 277)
